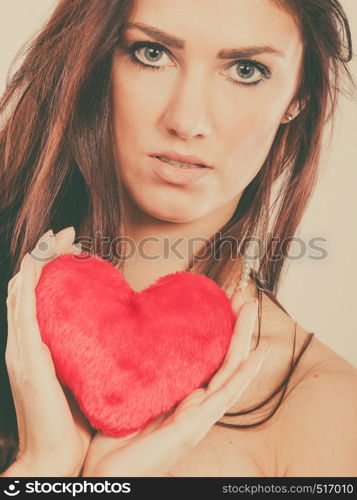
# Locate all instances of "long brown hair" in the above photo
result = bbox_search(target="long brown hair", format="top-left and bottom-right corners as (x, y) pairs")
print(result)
(0, 0), (354, 472)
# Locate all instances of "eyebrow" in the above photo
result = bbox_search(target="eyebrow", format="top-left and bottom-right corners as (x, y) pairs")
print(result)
(124, 22), (286, 59)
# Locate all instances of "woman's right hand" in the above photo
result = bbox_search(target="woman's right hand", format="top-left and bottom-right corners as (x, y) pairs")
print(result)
(4, 227), (93, 477)
(82, 286), (270, 477)
(167, 292), (269, 448)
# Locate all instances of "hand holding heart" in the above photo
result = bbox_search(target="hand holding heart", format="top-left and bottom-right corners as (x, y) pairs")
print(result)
(5, 228), (92, 477)
(81, 287), (268, 477)
(35, 246), (240, 439)
(5, 226), (269, 478)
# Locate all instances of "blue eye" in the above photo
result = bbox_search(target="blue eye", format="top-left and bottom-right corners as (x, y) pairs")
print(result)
(225, 60), (271, 87)
(128, 41), (173, 71)
(127, 41), (272, 87)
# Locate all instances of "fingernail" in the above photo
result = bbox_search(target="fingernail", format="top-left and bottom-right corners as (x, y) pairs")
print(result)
(33, 231), (54, 255)
(246, 299), (258, 331)
(42, 229), (54, 240)
(231, 287), (245, 314)
(56, 226), (75, 239)
(242, 302), (258, 361)
(72, 243), (82, 255)
(234, 286), (246, 302)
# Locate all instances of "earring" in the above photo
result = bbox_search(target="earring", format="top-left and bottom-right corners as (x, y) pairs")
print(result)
(286, 113), (294, 122)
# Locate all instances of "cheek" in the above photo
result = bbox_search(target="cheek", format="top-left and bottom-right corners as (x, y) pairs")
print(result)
(111, 63), (156, 146)
(112, 85), (143, 142)
(220, 65), (297, 158)
(221, 108), (280, 183)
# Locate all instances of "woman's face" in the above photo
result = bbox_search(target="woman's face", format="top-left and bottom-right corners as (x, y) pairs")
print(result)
(111, 0), (303, 223)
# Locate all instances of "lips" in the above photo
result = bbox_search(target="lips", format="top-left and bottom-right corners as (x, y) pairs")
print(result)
(149, 156), (212, 185)
(150, 151), (213, 168)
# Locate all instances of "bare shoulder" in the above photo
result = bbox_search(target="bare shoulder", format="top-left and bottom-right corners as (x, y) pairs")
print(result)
(260, 293), (357, 476)
(235, 289), (357, 476)
(277, 345), (357, 476)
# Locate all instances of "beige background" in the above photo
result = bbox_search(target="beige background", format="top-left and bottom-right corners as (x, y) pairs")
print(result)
(1, 1), (356, 365)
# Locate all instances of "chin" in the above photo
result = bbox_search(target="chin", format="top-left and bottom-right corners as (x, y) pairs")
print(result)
(144, 205), (197, 223)
(125, 183), (211, 223)
(135, 197), (200, 223)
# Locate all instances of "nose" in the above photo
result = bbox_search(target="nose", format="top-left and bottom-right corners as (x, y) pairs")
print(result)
(160, 71), (212, 140)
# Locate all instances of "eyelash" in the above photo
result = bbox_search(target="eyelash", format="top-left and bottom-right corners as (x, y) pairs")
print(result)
(126, 41), (272, 87)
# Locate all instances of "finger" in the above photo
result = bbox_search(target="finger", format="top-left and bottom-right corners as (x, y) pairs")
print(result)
(30, 226), (80, 278)
(175, 388), (207, 410)
(87, 407), (174, 470)
(29, 230), (56, 283)
(7, 228), (80, 360)
(8, 274), (19, 295)
(6, 253), (36, 365)
(231, 287), (246, 315)
(122, 407), (174, 441)
(230, 298), (259, 363)
(141, 413), (168, 436)
(72, 242), (82, 255)
(207, 298), (258, 393)
(55, 226), (75, 239)
(54, 226), (76, 255)
(178, 349), (269, 449)
(13, 252), (46, 353)
(29, 225), (75, 264)
(52, 227), (83, 265)
(8, 250), (80, 325)
(203, 348), (269, 423)
(7, 226), (74, 295)
(6, 279), (21, 367)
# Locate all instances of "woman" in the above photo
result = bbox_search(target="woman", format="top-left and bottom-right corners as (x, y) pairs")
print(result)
(0, 0), (356, 477)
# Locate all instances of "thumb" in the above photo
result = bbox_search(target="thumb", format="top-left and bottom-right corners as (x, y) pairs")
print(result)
(231, 287), (246, 315)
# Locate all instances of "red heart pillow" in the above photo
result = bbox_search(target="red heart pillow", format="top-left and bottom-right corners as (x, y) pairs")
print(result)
(35, 252), (236, 437)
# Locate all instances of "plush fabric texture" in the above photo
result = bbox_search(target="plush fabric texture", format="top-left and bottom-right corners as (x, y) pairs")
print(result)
(35, 252), (236, 437)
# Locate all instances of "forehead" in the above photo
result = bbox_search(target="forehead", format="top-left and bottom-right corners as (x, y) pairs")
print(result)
(128, 0), (303, 58)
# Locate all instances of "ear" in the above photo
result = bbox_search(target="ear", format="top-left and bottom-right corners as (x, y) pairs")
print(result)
(281, 96), (308, 124)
